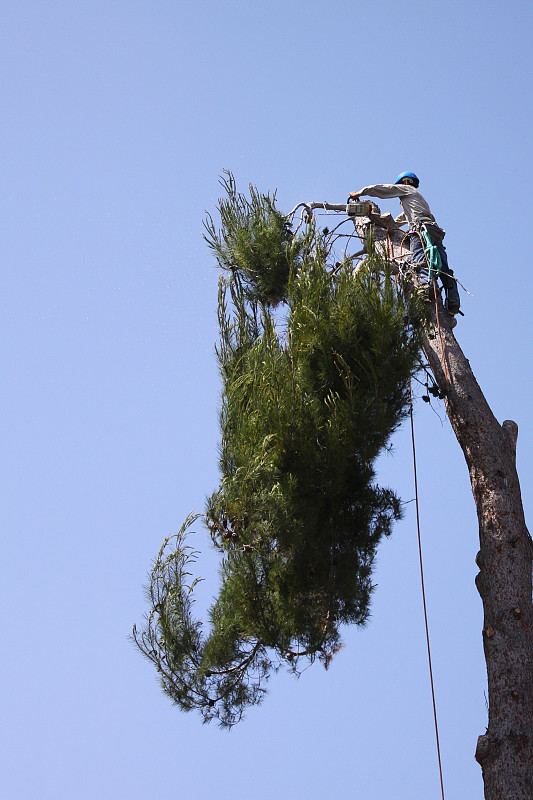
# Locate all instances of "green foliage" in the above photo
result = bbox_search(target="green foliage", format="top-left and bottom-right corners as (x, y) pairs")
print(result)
(133, 175), (421, 727)
(203, 170), (298, 305)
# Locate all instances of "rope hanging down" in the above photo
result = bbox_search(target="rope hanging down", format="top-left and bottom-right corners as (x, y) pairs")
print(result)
(385, 230), (446, 798)
(409, 382), (446, 800)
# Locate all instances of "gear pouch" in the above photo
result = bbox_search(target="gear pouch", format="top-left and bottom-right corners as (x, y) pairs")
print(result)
(422, 222), (446, 244)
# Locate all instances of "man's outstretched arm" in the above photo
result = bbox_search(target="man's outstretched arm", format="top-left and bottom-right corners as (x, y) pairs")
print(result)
(350, 183), (411, 200)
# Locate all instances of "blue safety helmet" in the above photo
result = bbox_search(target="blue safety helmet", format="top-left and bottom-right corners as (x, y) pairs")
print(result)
(395, 171), (419, 188)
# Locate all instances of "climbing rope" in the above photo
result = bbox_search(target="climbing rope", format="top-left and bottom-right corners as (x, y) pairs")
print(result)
(409, 382), (446, 800)
(384, 230), (447, 799)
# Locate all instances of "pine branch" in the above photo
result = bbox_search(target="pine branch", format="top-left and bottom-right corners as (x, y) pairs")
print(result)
(134, 176), (422, 726)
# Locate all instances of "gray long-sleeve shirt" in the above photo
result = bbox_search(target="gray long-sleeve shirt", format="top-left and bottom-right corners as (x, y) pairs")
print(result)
(355, 183), (435, 228)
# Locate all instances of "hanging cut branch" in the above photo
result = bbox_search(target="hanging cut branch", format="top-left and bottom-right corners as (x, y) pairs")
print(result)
(133, 176), (422, 728)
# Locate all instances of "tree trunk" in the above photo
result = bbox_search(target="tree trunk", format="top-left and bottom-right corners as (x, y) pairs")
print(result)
(354, 211), (533, 798)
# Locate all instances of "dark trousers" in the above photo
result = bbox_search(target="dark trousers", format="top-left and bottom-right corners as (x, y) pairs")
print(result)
(410, 232), (460, 313)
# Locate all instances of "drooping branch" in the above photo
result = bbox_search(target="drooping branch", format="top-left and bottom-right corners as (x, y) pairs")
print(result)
(134, 182), (422, 728)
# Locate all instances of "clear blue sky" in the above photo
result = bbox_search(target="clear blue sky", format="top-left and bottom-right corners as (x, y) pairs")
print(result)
(2, 1), (532, 797)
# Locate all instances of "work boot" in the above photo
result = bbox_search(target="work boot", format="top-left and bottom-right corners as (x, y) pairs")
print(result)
(444, 282), (460, 316)
(445, 299), (460, 315)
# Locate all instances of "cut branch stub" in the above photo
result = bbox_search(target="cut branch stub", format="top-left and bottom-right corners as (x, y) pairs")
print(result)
(502, 419), (518, 460)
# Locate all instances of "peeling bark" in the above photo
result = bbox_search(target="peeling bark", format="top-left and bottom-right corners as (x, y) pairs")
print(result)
(354, 211), (533, 799)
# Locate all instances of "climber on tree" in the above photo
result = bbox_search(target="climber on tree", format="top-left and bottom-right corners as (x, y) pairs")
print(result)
(350, 172), (461, 316)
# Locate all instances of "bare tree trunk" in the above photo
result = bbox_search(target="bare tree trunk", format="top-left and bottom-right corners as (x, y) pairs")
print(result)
(422, 295), (533, 799)
(355, 212), (533, 798)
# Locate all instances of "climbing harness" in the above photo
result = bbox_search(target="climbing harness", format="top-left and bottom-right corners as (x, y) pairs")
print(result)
(409, 218), (446, 282)
(397, 226), (452, 388)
